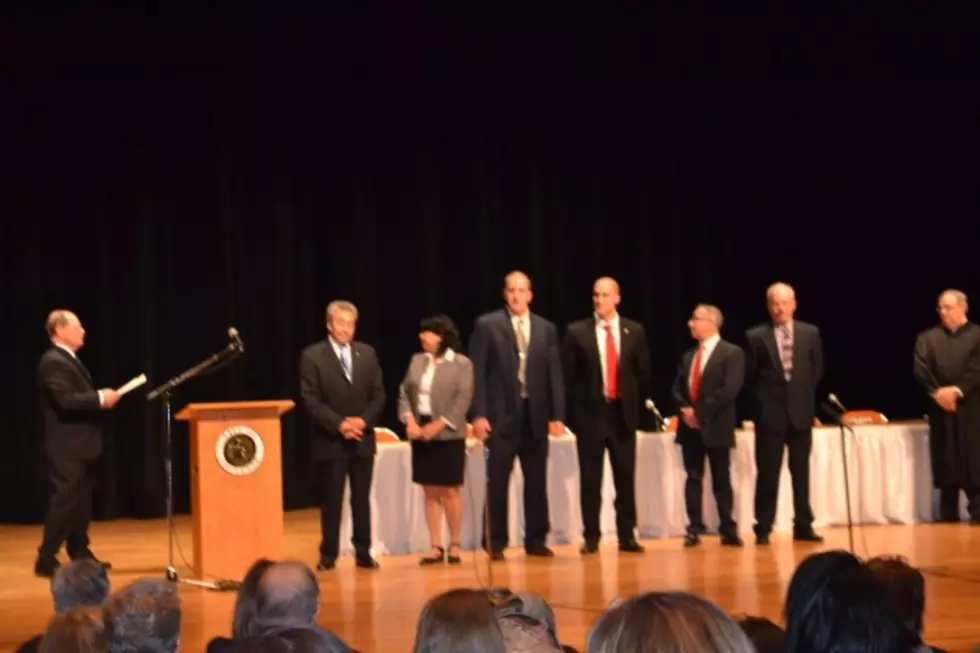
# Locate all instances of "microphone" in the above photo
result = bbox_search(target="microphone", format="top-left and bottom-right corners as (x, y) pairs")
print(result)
(644, 399), (663, 422)
(828, 393), (847, 413)
(228, 327), (244, 352)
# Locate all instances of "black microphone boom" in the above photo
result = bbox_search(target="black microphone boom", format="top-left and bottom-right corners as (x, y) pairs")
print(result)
(826, 391), (855, 554)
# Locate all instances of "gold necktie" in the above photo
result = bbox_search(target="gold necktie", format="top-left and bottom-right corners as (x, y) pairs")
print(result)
(515, 319), (527, 395)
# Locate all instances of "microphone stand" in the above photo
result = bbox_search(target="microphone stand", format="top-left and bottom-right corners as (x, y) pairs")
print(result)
(146, 341), (243, 592)
(826, 408), (856, 555)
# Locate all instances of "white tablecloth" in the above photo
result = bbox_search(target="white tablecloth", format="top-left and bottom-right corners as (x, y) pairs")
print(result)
(337, 423), (938, 555)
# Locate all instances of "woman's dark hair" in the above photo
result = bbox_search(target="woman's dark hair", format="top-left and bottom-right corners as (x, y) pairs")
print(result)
(783, 550), (913, 653)
(232, 558), (276, 639)
(735, 615), (785, 653)
(419, 314), (463, 356)
(413, 588), (505, 653)
(864, 555), (926, 634)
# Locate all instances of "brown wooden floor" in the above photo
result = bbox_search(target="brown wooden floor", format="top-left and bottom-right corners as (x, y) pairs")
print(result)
(2, 511), (979, 652)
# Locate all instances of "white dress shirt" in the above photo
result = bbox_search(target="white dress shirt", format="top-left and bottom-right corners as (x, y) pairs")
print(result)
(416, 349), (456, 429)
(594, 313), (621, 397)
(689, 333), (721, 386)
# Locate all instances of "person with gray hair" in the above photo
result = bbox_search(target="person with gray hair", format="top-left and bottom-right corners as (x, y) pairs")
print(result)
(16, 559), (111, 652)
(299, 300), (385, 571)
(914, 289), (980, 522)
(744, 282), (824, 545)
(103, 579), (181, 653)
(672, 304), (745, 548)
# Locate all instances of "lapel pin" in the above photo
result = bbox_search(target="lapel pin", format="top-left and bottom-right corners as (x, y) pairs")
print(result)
(624, 327), (630, 335)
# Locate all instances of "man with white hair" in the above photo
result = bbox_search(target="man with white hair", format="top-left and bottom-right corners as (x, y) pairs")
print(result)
(299, 300), (385, 571)
(744, 283), (824, 545)
(914, 289), (980, 522)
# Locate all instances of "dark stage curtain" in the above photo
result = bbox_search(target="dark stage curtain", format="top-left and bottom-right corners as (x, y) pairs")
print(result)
(2, 9), (977, 524)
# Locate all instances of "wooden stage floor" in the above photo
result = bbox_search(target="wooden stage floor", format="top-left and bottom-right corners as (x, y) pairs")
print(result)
(2, 510), (979, 652)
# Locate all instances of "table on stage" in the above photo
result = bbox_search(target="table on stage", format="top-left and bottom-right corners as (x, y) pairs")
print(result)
(338, 422), (937, 556)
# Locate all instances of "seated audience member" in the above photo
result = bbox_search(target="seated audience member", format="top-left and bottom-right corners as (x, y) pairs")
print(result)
(38, 606), (105, 653)
(278, 627), (356, 653)
(249, 561), (351, 651)
(413, 588), (506, 653)
(208, 558), (275, 653)
(586, 591), (755, 653)
(103, 579), (182, 653)
(230, 634), (291, 653)
(783, 550), (916, 653)
(18, 558), (111, 652)
(865, 556), (948, 653)
(491, 589), (568, 652)
(735, 615), (786, 653)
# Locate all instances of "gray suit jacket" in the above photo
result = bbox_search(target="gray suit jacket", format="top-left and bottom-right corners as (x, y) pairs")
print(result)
(397, 350), (474, 441)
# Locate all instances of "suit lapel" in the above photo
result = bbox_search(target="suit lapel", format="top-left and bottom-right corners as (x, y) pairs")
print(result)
(618, 321), (632, 361)
(762, 328), (784, 376)
(349, 342), (363, 385)
(324, 340), (349, 384)
(54, 347), (93, 385)
(701, 340), (724, 378)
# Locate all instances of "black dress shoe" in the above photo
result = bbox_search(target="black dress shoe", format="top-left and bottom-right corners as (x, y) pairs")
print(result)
(488, 549), (505, 561)
(316, 557), (336, 571)
(793, 531), (824, 543)
(355, 554), (380, 569)
(525, 545), (555, 557)
(580, 540), (599, 555)
(683, 533), (700, 548)
(34, 556), (61, 578)
(618, 539), (645, 553)
(419, 547), (445, 567)
(756, 533), (770, 545)
(720, 533), (744, 547)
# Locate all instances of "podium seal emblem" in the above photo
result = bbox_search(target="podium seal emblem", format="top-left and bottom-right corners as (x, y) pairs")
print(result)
(216, 426), (265, 475)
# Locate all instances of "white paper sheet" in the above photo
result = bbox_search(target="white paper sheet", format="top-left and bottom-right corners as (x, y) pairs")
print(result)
(116, 373), (147, 396)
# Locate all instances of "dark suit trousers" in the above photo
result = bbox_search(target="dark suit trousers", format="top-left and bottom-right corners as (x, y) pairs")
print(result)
(681, 434), (735, 536)
(485, 401), (549, 551)
(577, 400), (637, 543)
(754, 425), (814, 535)
(39, 455), (98, 558)
(318, 455), (374, 559)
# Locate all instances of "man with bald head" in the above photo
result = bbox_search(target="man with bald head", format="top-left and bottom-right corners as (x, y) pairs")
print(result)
(914, 290), (980, 522)
(744, 283), (824, 544)
(562, 277), (650, 554)
(470, 271), (565, 560)
(35, 310), (119, 577)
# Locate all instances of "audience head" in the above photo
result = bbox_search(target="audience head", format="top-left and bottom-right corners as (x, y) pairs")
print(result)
(418, 314), (463, 356)
(51, 558), (111, 614)
(40, 606), (105, 653)
(233, 557), (276, 639)
(865, 555), (926, 634)
(586, 591), (755, 653)
(250, 560), (320, 636)
(735, 615), (786, 653)
(413, 588), (506, 653)
(104, 579), (182, 653)
(783, 550), (912, 653)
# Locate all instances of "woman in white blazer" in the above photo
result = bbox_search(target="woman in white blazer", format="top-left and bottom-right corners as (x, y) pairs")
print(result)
(398, 315), (474, 566)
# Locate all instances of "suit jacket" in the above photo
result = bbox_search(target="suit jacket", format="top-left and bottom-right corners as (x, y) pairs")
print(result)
(561, 316), (652, 438)
(37, 346), (104, 461)
(671, 338), (745, 448)
(299, 339), (386, 460)
(469, 309), (565, 439)
(397, 350), (474, 441)
(744, 320), (823, 431)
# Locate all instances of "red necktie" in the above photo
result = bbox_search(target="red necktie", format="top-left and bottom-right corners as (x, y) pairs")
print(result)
(605, 324), (618, 399)
(689, 345), (703, 402)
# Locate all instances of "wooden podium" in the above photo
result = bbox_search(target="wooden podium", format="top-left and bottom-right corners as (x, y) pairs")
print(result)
(175, 400), (294, 581)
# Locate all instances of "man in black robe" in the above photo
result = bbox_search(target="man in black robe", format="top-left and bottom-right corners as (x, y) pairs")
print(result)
(914, 289), (980, 522)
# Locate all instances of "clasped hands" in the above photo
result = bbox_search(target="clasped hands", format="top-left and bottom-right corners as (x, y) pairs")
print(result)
(339, 417), (367, 440)
(469, 418), (565, 441)
(932, 386), (961, 413)
(680, 407), (699, 429)
(406, 418), (443, 441)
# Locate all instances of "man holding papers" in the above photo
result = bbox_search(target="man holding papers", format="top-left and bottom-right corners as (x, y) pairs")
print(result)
(35, 310), (119, 578)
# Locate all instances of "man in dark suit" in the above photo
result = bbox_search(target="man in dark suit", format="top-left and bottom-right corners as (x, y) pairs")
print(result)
(470, 271), (565, 560)
(299, 300), (385, 570)
(562, 277), (649, 554)
(744, 282), (824, 544)
(36, 310), (119, 577)
(672, 304), (744, 548)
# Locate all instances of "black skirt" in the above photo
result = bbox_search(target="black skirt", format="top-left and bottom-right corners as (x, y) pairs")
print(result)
(411, 417), (466, 486)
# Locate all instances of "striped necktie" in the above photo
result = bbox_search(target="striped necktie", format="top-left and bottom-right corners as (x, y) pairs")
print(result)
(778, 326), (793, 381)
